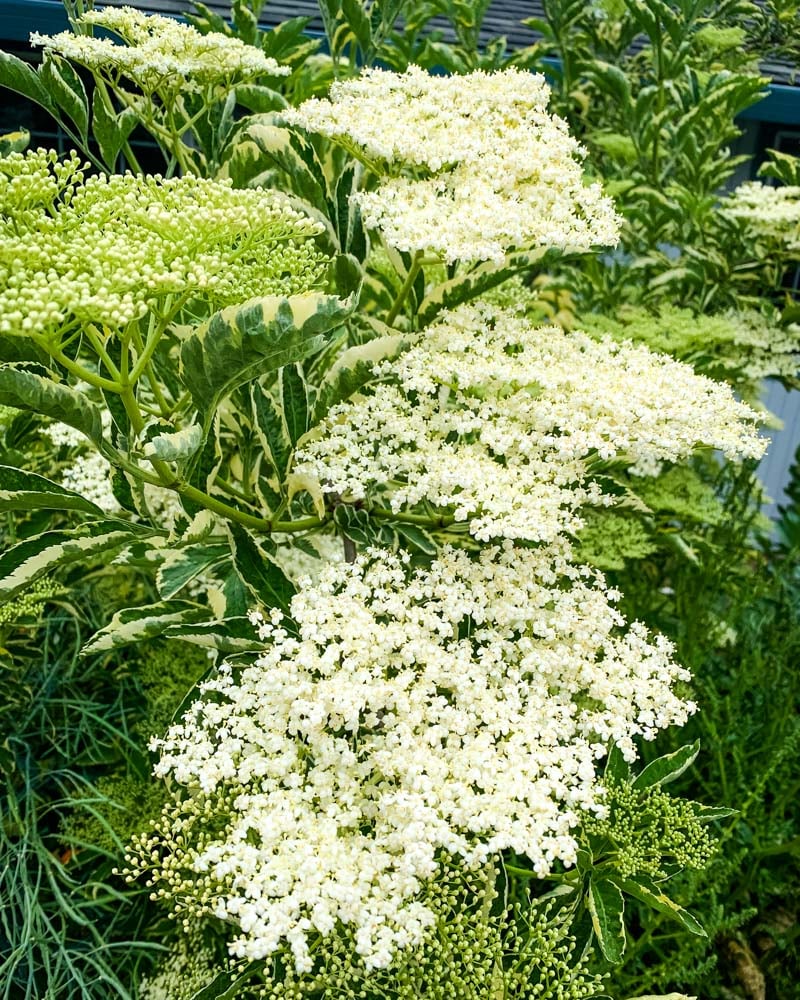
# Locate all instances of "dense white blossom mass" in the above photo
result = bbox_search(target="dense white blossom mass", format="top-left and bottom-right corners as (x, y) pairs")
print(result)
(286, 66), (620, 262)
(32, 7), (287, 91)
(133, 541), (693, 972)
(295, 303), (765, 542)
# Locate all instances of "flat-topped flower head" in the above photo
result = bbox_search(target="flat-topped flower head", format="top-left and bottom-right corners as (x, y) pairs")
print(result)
(295, 303), (765, 542)
(286, 66), (620, 262)
(0, 151), (328, 337)
(286, 65), (553, 171)
(32, 7), (288, 92)
(128, 541), (693, 972)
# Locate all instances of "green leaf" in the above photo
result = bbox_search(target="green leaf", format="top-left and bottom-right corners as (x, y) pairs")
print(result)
(156, 543), (228, 599)
(333, 505), (396, 549)
(604, 743), (631, 784)
(183, 414), (223, 512)
(585, 61), (632, 109)
(281, 363), (308, 446)
(632, 741), (700, 790)
(227, 523), (295, 613)
(394, 522), (438, 555)
(251, 382), (292, 482)
(41, 54), (89, 143)
(235, 84), (288, 114)
(615, 876), (707, 937)
(143, 424), (204, 463)
(311, 331), (403, 425)
(218, 568), (250, 618)
(341, 0), (372, 51)
(0, 51), (53, 112)
(80, 601), (208, 656)
(0, 520), (151, 601)
(242, 120), (328, 210)
(91, 91), (137, 170)
(0, 333), (47, 365)
(188, 964), (262, 1000)
(164, 616), (263, 654)
(0, 364), (104, 444)
(690, 804), (737, 824)
(0, 465), (104, 516)
(335, 162), (367, 260)
(418, 248), (554, 326)
(179, 292), (353, 434)
(587, 880), (626, 963)
(0, 128), (30, 157)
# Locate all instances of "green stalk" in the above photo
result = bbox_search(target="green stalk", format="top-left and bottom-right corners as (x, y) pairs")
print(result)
(84, 324), (121, 381)
(371, 505), (456, 529)
(33, 337), (121, 394)
(386, 251), (424, 327)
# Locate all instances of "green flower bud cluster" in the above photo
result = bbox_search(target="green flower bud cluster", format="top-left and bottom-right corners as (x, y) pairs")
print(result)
(583, 780), (716, 881)
(61, 772), (169, 855)
(577, 509), (657, 571)
(0, 151), (330, 338)
(138, 928), (221, 1000)
(0, 575), (60, 628)
(138, 860), (606, 1000)
(120, 786), (244, 917)
(635, 465), (725, 526)
(580, 304), (800, 398)
(0, 147), (83, 219)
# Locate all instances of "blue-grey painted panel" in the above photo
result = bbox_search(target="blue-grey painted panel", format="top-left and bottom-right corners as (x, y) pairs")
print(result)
(760, 381), (800, 518)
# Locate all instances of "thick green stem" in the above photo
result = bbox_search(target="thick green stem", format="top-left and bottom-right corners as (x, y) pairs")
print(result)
(84, 323), (121, 381)
(215, 475), (256, 505)
(386, 251), (424, 327)
(370, 505), (456, 529)
(34, 337), (121, 393)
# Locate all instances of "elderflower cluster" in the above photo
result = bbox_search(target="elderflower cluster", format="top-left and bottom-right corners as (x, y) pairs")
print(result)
(61, 450), (121, 514)
(32, 7), (288, 93)
(286, 67), (620, 262)
(0, 151), (328, 338)
(721, 181), (800, 255)
(130, 541), (693, 972)
(295, 303), (765, 543)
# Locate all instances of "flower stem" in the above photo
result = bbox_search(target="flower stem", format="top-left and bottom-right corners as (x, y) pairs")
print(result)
(386, 250), (424, 327)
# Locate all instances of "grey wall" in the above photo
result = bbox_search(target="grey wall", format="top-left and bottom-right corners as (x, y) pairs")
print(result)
(760, 380), (800, 518)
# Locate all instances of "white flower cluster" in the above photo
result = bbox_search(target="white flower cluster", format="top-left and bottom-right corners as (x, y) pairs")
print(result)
(136, 541), (693, 972)
(295, 303), (765, 542)
(286, 66), (620, 263)
(32, 7), (288, 92)
(0, 152), (327, 337)
(61, 450), (121, 514)
(273, 531), (344, 585)
(721, 181), (800, 256)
